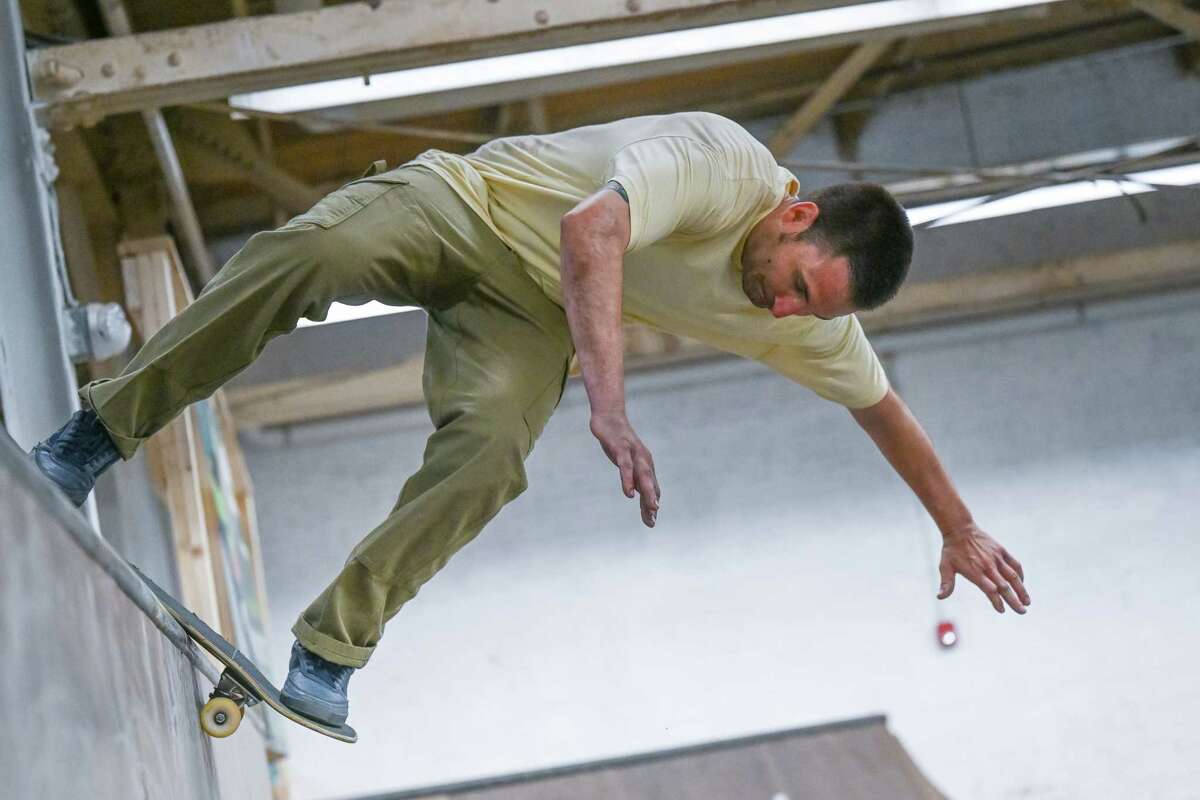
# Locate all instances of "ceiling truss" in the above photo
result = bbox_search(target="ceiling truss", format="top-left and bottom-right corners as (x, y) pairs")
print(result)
(27, 0), (1078, 129)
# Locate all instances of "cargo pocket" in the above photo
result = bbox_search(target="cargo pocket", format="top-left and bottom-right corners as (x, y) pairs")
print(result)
(288, 174), (411, 229)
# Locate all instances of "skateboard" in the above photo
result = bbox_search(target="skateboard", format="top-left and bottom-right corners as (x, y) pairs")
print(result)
(130, 563), (357, 743)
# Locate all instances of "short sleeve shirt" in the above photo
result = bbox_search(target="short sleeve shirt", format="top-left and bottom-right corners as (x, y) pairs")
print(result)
(411, 112), (888, 408)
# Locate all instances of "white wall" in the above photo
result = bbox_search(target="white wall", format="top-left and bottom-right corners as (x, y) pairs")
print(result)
(240, 288), (1200, 800)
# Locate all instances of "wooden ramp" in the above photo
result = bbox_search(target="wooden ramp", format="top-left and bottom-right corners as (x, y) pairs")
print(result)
(360, 715), (945, 800)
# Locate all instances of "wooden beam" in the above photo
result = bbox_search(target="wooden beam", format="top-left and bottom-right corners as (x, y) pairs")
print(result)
(300, 117), (495, 146)
(27, 0), (1072, 129)
(227, 354), (427, 427)
(226, 323), (696, 427)
(1134, 0), (1200, 39)
(225, 239), (1200, 428)
(832, 37), (918, 170)
(867, 37), (916, 99)
(190, 101), (496, 146)
(526, 97), (550, 134)
(859, 238), (1200, 330)
(119, 237), (225, 632)
(171, 109), (324, 214)
(52, 129), (125, 313)
(768, 39), (895, 157)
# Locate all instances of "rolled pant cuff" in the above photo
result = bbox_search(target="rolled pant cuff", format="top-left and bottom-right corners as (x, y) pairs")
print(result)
(78, 382), (143, 461)
(292, 617), (374, 668)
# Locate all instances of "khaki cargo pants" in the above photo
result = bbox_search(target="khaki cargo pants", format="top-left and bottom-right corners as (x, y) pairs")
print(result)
(80, 165), (575, 667)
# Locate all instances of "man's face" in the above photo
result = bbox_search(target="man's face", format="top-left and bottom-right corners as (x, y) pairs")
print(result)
(741, 200), (856, 320)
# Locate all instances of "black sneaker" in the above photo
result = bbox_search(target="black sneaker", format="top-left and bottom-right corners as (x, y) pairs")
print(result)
(31, 409), (121, 507)
(280, 641), (354, 726)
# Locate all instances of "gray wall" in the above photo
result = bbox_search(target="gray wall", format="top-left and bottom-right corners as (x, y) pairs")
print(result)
(240, 285), (1200, 800)
(0, 0), (80, 448)
(0, 435), (274, 800)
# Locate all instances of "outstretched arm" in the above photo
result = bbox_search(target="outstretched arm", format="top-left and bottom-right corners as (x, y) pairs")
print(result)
(849, 388), (1031, 614)
(561, 182), (661, 527)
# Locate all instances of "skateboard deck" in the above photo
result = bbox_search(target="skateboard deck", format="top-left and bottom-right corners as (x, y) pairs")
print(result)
(130, 563), (357, 743)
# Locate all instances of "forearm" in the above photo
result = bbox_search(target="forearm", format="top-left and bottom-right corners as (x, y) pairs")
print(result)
(850, 388), (973, 537)
(559, 192), (659, 525)
(560, 217), (627, 415)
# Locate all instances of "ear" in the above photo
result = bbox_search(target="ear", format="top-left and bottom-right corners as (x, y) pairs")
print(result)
(780, 200), (820, 234)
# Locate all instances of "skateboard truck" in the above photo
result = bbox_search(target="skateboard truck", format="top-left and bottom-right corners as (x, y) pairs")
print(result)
(201, 669), (261, 738)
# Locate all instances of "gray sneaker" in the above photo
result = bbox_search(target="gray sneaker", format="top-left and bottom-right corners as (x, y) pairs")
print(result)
(31, 409), (121, 507)
(280, 641), (354, 726)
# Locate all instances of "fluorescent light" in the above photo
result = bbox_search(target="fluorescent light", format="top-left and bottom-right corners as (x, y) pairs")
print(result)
(231, 0), (1059, 114)
(1129, 162), (1200, 186)
(905, 162), (1200, 227)
(297, 301), (419, 329)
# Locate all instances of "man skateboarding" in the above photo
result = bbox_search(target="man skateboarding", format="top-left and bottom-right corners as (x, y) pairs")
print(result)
(31, 111), (1030, 729)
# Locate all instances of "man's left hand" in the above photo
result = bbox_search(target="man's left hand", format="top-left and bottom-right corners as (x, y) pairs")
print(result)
(938, 524), (1030, 614)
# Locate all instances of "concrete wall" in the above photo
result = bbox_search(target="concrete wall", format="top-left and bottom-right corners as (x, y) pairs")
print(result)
(240, 285), (1200, 800)
(0, 436), (274, 800)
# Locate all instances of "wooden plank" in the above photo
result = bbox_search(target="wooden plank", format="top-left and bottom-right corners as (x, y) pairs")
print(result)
(212, 391), (273, 647)
(228, 354), (427, 427)
(118, 238), (225, 633)
(161, 261), (238, 642)
(172, 109), (324, 214)
(858, 238), (1200, 330)
(768, 39), (896, 157)
(225, 239), (1200, 428)
(1135, 0), (1200, 39)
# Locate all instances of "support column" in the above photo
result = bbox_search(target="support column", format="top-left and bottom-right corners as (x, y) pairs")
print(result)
(0, 0), (79, 449)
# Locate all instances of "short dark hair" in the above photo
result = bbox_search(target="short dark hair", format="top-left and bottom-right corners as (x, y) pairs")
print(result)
(792, 183), (913, 310)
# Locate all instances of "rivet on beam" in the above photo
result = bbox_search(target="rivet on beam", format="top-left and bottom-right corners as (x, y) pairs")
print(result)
(37, 59), (85, 88)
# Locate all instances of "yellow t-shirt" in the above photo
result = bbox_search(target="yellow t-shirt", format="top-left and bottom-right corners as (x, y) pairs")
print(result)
(411, 112), (888, 409)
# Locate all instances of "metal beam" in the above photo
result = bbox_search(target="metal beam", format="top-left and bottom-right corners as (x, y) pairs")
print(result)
(1134, 0), (1200, 39)
(97, 0), (217, 283)
(27, 0), (1073, 129)
(0, 0), (80, 447)
(768, 39), (895, 157)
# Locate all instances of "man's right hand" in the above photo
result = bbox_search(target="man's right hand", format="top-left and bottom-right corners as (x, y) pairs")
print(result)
(589, 410), (661, 527)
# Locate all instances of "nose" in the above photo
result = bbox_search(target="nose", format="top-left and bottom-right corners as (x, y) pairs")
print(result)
(771, 296), (802, 318)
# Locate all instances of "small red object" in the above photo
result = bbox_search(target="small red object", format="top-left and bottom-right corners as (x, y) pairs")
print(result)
(936, 620), (958, 649)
